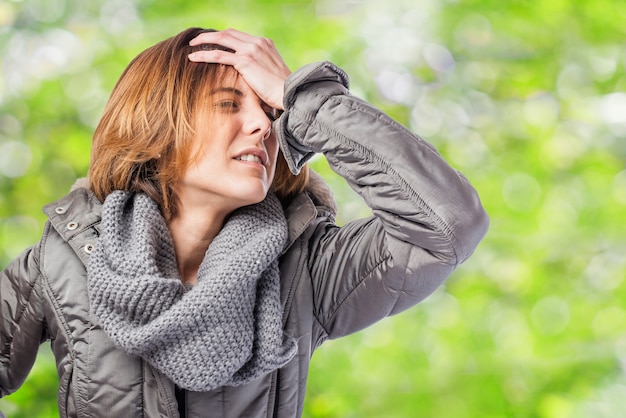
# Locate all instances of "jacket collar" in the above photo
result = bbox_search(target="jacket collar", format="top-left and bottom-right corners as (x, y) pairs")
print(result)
(281, 170), (336, 253)
(304, 169), (337, 214)
(42, 186), (102, 266)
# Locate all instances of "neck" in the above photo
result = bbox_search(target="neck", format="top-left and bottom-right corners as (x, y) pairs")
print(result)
(167, 204), (229, 285)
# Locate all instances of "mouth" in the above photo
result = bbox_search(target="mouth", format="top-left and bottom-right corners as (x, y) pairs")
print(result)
(235, 154), (264, 164)
(233, 149), (268, 166)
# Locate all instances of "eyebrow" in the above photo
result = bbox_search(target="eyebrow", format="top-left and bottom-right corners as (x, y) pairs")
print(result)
(208, 87), (243, 96)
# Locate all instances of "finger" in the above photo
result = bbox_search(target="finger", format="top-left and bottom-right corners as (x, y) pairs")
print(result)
(190, 29), (280, 69)
(189, 28), (257, 47)
(187, 49), (241, 66)
(188, 29), (255, 54)
(188, 35), (289, 79)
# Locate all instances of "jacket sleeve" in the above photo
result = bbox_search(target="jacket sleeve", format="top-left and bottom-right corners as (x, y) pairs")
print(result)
(0, 231), (48, 397)
(275, 62), (489, 340)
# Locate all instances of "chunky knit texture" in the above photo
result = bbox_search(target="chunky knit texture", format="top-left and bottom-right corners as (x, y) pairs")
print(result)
(87, 191), (297, 392)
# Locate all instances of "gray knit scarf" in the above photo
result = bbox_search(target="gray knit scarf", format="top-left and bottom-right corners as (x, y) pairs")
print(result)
(87, 190), (297, 392)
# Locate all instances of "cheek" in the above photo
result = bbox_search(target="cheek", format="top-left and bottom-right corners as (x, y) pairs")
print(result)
(268, 138), (280, 181)
(269, 137), (279, 160)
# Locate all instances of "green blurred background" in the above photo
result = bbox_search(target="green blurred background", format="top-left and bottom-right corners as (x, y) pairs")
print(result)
(1, 0), (625, 416)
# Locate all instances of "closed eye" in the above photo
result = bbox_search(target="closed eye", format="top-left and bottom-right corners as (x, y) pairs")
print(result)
(214, 100), (239, 112)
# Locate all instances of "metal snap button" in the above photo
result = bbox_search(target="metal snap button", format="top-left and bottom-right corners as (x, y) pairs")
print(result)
(83, 244), (94, 254)
(55, 207), (67, 214)
(66, 222), (79, 231)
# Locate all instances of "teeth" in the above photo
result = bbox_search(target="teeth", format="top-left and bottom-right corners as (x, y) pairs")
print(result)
(237, 154), (263, 164)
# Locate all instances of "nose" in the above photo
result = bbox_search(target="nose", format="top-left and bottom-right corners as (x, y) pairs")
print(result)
(243, 103), (272, 141)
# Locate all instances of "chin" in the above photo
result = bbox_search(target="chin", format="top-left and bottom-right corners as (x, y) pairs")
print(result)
(250, 191), (270, 205)
(226, 178), (272, 208)
(238, 188), (270, 207)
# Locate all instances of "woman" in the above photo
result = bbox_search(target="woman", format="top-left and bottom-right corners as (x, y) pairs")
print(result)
(0, 27), (489, 417)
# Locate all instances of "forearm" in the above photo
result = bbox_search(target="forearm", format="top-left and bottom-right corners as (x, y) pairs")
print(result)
(276, 62), (489, 265)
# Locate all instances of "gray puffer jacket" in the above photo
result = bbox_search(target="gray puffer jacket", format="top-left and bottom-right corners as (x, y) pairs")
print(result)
(0, 62), (489, 417)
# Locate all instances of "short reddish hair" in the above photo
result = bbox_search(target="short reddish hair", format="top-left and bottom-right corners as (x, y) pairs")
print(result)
(89, 27), (308, 218)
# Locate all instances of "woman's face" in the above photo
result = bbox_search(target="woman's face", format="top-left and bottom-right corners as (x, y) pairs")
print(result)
(175, 76), (279, 215)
